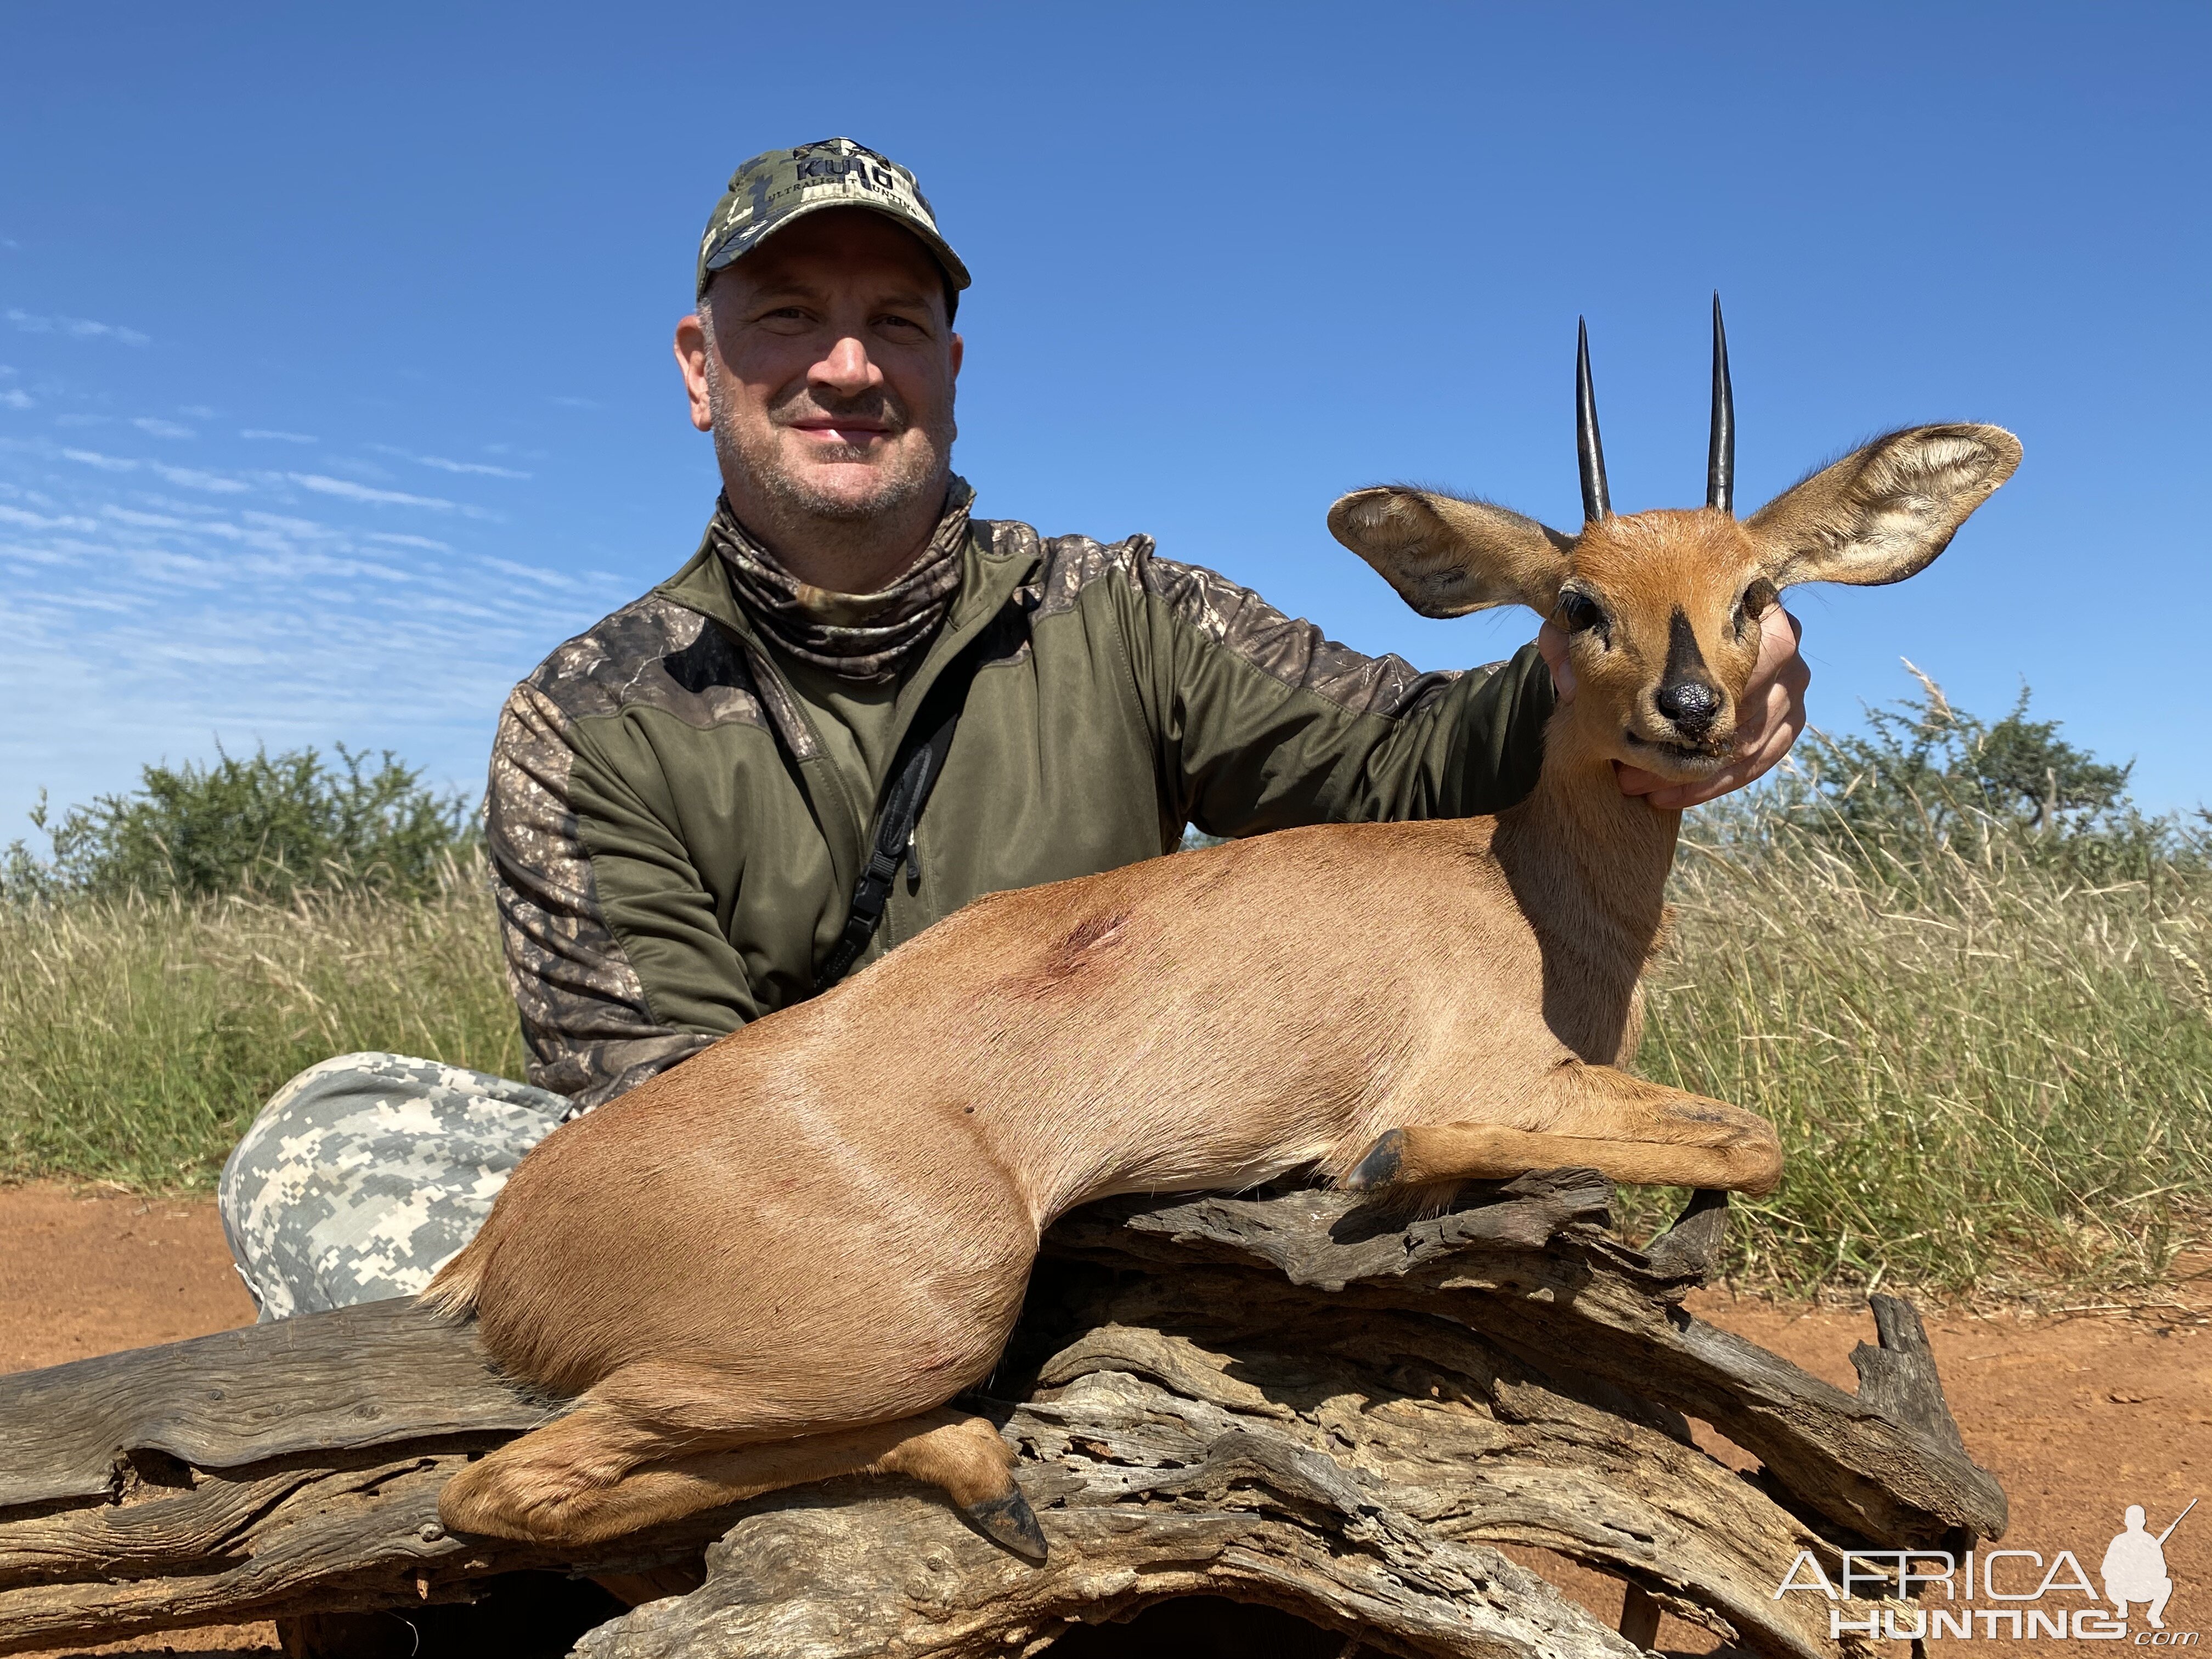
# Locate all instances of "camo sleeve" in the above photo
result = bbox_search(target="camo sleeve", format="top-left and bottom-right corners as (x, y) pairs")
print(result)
(486, 686), (720, 1114)
(1115, 545), (1556, 832)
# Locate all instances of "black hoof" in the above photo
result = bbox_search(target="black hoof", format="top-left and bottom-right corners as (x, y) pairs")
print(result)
(1344, 1128), (1405, 1192)
(961, 1486), (1048, 1564)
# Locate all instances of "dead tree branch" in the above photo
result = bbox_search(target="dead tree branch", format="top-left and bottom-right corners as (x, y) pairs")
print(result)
(0, 1174), (1999, 1658)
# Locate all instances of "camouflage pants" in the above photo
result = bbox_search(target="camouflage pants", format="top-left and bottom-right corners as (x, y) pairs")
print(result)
(217, 1053), (571, 1321)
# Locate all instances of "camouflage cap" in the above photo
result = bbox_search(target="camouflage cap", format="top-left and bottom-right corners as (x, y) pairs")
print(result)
(696, 137), (971, 302)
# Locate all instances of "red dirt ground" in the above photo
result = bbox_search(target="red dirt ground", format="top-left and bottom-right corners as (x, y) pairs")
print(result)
(4, 1183), (2207, 1658)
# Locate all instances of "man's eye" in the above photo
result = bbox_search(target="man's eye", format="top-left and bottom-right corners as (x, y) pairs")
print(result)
(1560, 592), (1606, 635)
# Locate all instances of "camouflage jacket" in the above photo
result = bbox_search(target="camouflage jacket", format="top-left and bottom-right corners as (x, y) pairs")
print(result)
(486, 509), (1556, 1112)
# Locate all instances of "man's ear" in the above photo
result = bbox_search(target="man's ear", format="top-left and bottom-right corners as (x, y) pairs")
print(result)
(1747, 424), (2021, 589)
(1327, 487), (1573, 619)
(674, 312), (713, 433)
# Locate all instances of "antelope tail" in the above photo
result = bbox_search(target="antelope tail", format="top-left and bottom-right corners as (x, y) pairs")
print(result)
(417, 1241), (487, 1321)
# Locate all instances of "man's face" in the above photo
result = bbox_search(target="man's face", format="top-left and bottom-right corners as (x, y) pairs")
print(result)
(678, 207), (962, 528)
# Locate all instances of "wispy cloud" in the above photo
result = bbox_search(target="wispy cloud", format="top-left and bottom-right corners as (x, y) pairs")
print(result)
(368, 442), (531, 480)
(1, 365), (607, 838)
(315, 455), (396, 482)
(0, 503), (98, 532)
(103, 505), (196, 530)
(5, 308), (150, 346)
(58, 448), (251, 494)
(152, 463), (251, 494)
(141, 494), (231, 517)
(62, 447), (137, 471)
(416, 454), (530, 479)
(0, 389), (30, 410)
(551, 395), (600, 409)
(485, 556), (582, 590)
(289, 472), (458, 510)
(240, 510), (331, 536)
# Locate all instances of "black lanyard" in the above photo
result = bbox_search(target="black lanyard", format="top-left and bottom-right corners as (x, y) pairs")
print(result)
(815, 637), (985, 989)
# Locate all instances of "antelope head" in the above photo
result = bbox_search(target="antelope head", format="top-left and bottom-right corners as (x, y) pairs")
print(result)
(1329, 301), (2022, 792)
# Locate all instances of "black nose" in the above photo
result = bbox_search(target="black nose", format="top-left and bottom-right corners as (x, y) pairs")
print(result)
(1656, 680), (1721, 733)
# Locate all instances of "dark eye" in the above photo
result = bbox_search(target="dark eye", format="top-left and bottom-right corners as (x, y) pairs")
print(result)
(1559, 591), (1606, 635)
(1735, 577), (1779, 633)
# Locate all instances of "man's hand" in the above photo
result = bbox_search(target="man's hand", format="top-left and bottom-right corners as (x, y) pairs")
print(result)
(1536, 606), (1809, 810)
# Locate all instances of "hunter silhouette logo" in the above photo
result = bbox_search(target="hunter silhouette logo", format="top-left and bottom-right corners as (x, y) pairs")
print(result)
(2106, 1502), (2192, 1630)
(1772, 1499), (2198, 1642)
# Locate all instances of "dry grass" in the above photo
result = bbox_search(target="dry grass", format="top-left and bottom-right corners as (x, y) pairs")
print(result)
(2, 840), (2205, 1296)
(1629, 826), (2212, 1299)
(0, 863), (518, 1188)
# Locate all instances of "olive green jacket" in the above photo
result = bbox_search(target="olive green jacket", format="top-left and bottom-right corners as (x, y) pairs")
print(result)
(486, 510), (1555, 1111)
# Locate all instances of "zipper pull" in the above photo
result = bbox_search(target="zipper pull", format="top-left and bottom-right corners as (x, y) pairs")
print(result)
(906, 828), (922, 886)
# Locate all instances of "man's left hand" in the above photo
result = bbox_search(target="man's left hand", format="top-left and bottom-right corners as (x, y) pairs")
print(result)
(1536, 605), (1810, 810)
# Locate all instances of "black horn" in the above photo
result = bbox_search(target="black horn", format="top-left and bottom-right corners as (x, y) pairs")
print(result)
(1707, 292), (1735, 514)
(1576, 317), (1610, 523)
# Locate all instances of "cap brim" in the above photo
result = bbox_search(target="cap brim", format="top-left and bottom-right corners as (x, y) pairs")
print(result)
(699, 198), (971, 298)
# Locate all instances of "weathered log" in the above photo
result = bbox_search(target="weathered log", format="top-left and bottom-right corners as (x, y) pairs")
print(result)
(0, 1301), (725, 1652)
(1641, 1187), (1732, 1280)
(1045, 1177), (2006, 1545)
(1850, 1295), (1968, 1455)
(0, 1298), (546, 1511)
(0, 1175), (1994, 1657)
(573, 1434), (1658, 1659)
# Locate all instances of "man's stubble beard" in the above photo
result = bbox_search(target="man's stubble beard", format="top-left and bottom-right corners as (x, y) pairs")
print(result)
(707, 371), (950, 539)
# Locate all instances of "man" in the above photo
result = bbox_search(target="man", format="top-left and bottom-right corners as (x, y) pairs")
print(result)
(221, 137), (1808, 1321)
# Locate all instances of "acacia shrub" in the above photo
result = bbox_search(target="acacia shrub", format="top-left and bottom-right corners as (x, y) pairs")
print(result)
(3, 745), (475, 901)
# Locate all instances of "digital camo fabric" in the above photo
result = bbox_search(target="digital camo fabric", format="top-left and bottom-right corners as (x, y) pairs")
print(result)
(218, 1053), (566, 1319)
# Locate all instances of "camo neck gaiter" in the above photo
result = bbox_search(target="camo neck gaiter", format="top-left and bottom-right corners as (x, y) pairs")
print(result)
(711, 478), (973, 686)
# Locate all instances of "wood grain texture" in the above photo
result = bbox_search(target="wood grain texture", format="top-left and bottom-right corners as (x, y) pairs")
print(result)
(1048, 1180), (2006, 1544)
(1851, 1294), (1969, 1455)
(0, 1176), (1995, 1658)
(0, 1297), (555, 1508)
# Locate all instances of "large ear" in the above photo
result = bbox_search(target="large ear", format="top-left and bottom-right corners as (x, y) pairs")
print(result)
(1327, 487), (1573, 618)
(1746, 423), (2021, 589)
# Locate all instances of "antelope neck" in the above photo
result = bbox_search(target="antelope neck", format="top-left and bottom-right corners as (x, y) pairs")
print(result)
(1496, 732), (1681, 977)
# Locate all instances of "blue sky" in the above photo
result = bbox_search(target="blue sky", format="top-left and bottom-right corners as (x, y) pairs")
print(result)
(2, 1), (2205, 836)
